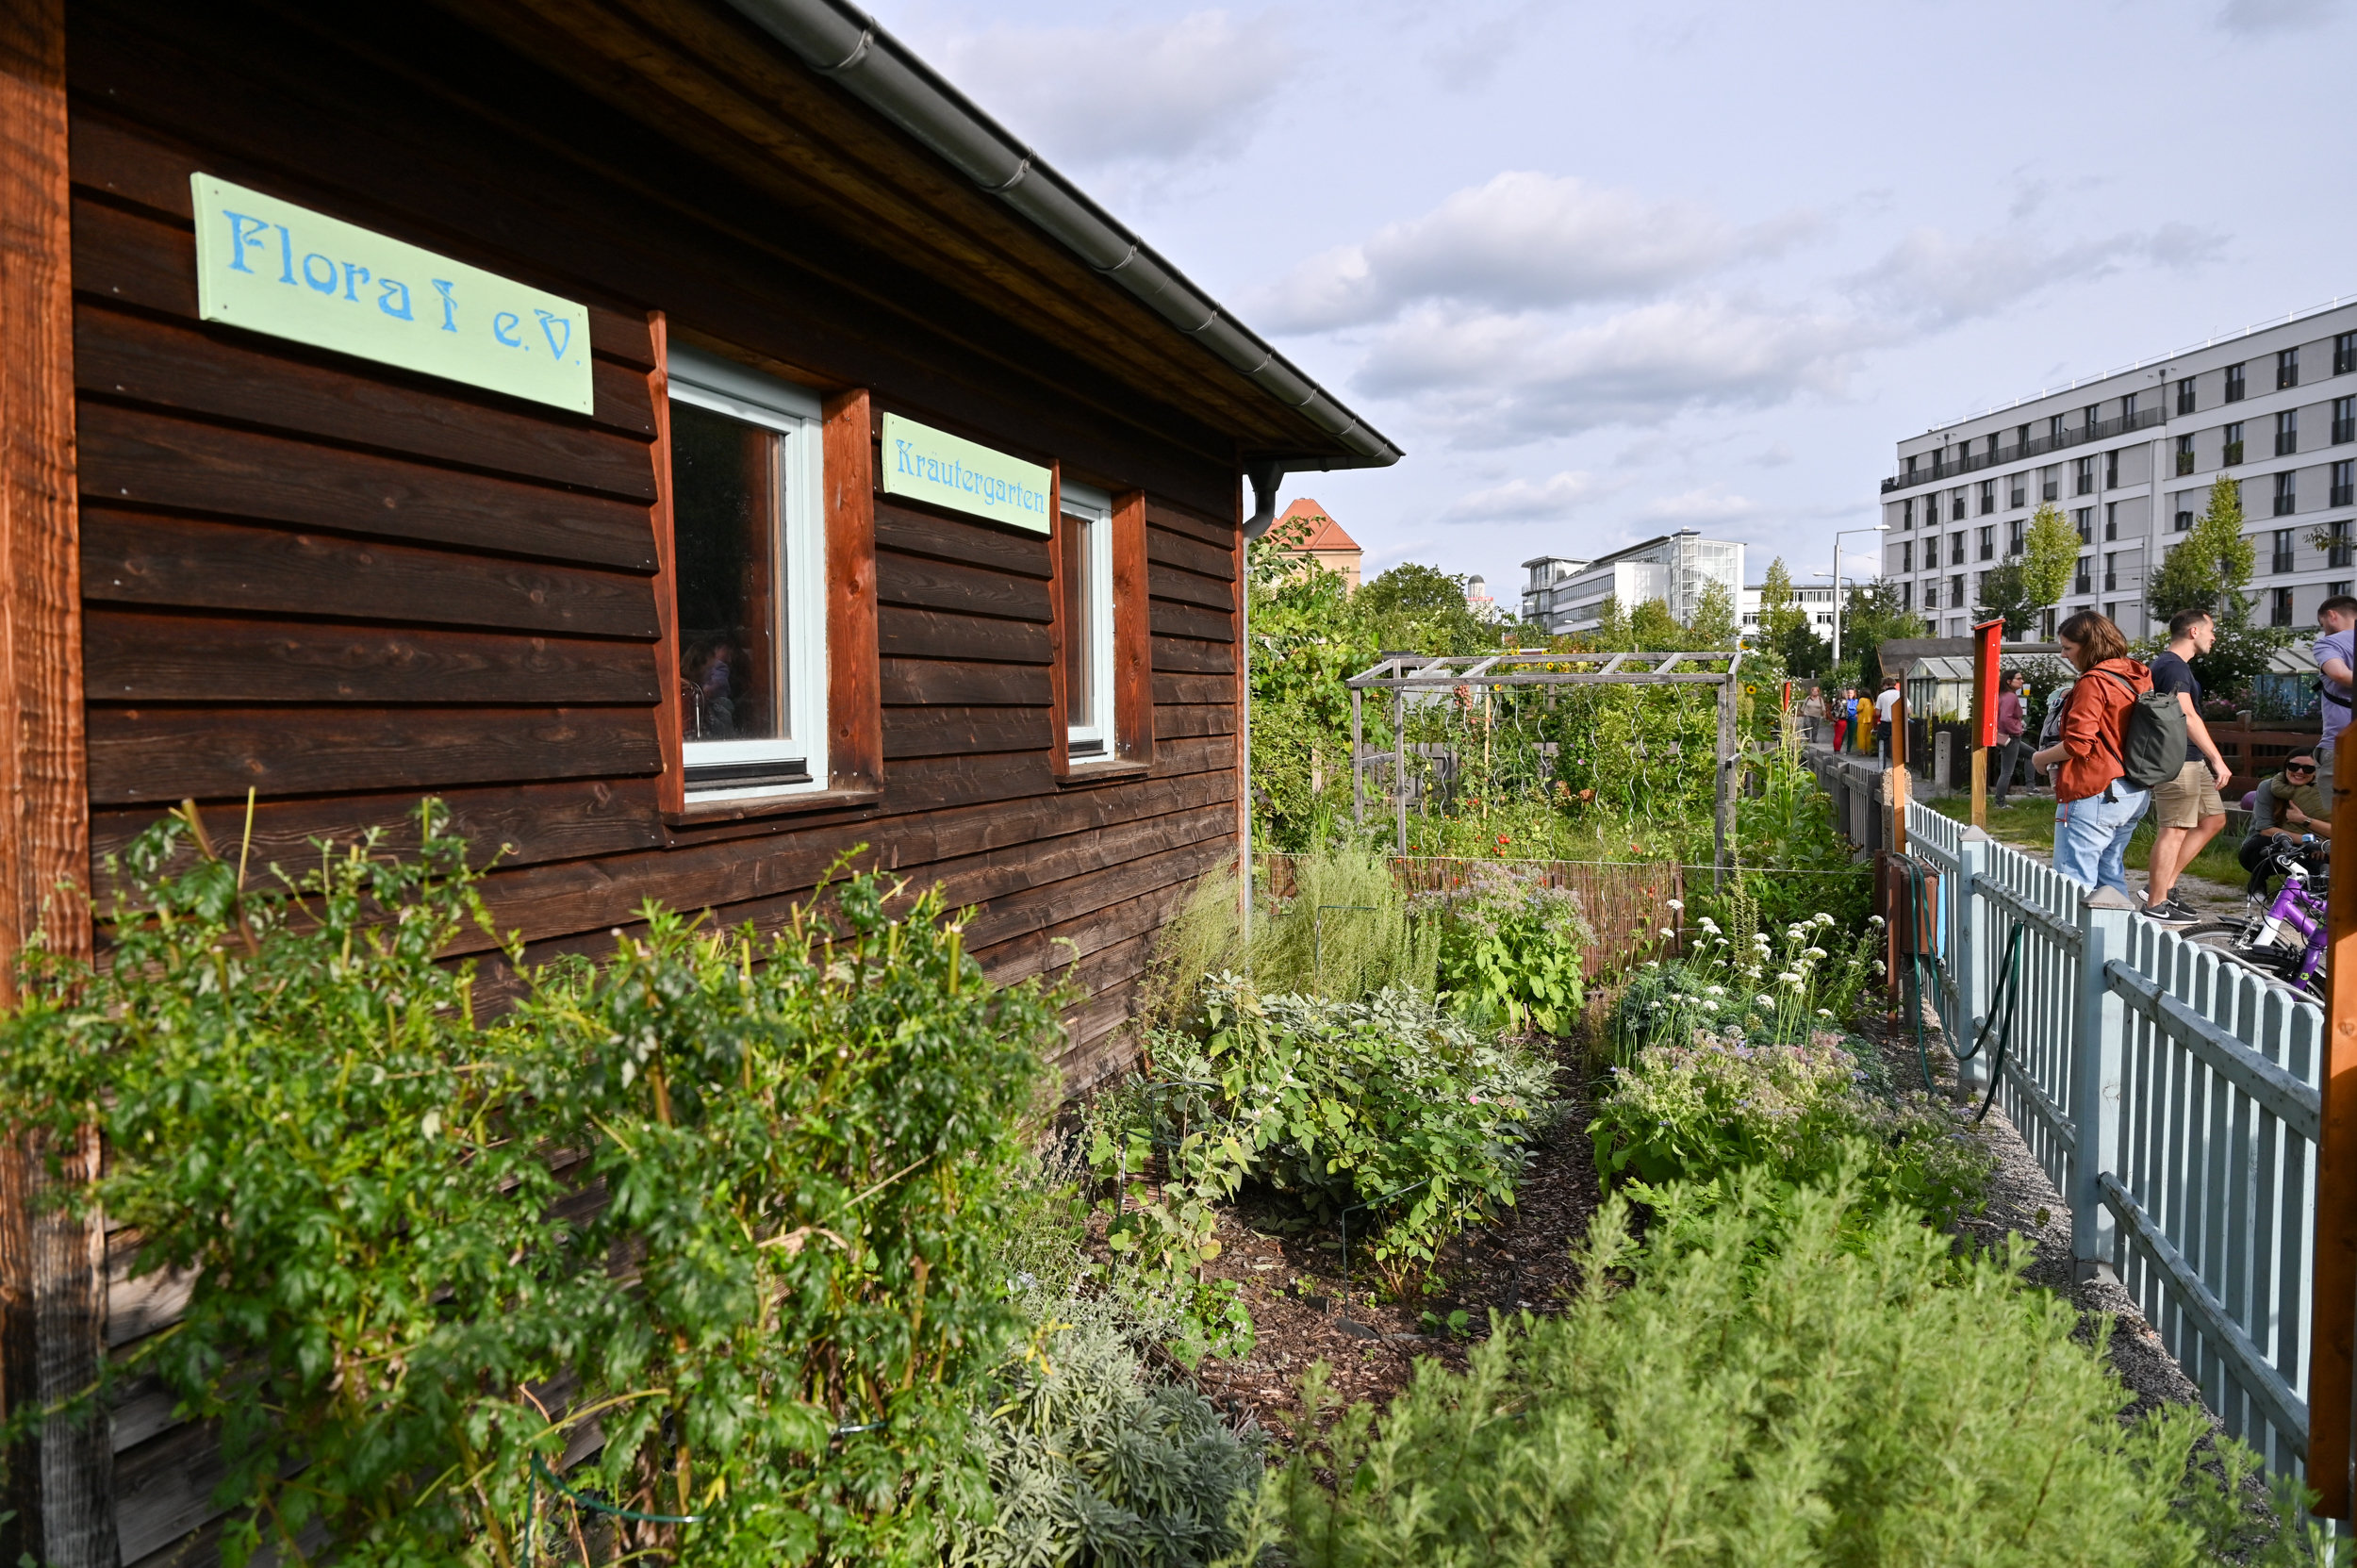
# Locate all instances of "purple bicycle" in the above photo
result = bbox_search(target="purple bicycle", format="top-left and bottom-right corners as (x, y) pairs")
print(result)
(2186, 835), (2327, 998)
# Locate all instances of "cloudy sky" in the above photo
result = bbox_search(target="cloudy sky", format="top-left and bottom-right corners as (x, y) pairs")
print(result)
(884, 0), (2354, 606)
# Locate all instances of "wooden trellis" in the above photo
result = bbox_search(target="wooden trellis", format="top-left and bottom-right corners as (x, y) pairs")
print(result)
(1345, 649), (1747, 885)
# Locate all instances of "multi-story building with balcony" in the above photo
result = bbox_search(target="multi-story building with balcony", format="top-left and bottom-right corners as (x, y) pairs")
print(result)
(1520, 530), (1746, 637)
(1879, 301), (2357, 641)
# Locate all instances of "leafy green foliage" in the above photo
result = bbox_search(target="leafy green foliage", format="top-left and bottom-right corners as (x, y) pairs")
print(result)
(1102, 981), (1556, 1302)
(1838, 578), (1925, 692)
(1971, 559), (2039, 636)
(1417, 867), (1591, 1035)
(2021, 500), (2082, 612)
(1240, 1166), (2329, 1566)
(1719, 727), (1871, 932)
(1, 806), (1060, 1567)
(1758, 557), (1830, 676)
(2149, 475), (2257, 624)
(951, 1296), (1263, 1568)
(1590, 1035), (1991, 1227)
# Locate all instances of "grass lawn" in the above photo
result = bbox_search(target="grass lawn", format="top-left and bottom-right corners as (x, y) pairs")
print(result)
(1923, 794), (2250, 892)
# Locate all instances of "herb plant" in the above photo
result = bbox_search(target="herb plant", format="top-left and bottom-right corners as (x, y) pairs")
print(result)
(0, 806), (1062, 1567)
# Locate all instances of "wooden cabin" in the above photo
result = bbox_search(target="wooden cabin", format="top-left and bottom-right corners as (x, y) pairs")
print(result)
(0, 0), (1399, 1075)
(0, 2), (1401, 1560)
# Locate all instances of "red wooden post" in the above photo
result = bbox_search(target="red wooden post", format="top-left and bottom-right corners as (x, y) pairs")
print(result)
(2313, 722), (2357, 1517)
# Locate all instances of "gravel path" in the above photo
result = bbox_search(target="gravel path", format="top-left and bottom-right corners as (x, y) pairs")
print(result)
(1867, 1011), (2204, 1421)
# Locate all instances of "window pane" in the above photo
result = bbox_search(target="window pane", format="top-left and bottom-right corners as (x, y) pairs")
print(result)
(1062, 510), (1097, 730)
(671, 400), (783, 744)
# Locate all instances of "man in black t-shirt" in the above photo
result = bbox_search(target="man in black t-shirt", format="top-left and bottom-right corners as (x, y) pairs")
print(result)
(2143, 608), (2234, 922)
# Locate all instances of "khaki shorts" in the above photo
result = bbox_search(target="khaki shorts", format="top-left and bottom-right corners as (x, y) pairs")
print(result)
(2151, 760), (2222, 829)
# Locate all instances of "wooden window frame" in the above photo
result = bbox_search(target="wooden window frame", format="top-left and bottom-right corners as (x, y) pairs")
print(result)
(646, 313), (880, 825)
(1047, 469), (1151, 784)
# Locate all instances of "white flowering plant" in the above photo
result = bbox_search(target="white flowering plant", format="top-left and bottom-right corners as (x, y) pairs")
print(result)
(1608, 883), (1878, 1058)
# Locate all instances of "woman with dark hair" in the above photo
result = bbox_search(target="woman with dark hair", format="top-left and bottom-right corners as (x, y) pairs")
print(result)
(2027, 610), (2151, 896)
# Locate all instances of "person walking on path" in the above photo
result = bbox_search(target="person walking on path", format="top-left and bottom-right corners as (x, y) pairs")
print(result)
(1873, 677), (1902, 762)
(2029, 610), (2152, 899)
(2316, 594), (2356, 797)
(2141, 609), (2235, 923)
(1990, 670), (2027, 807)
(1831, 686), (1854, 753)
(1800, 686), (1826, 743)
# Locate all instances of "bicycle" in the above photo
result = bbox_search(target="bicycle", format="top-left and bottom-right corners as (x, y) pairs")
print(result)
(2183, 834), (2327, 999)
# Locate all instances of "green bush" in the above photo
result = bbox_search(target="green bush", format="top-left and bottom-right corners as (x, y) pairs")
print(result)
(1588, 1034), (1991, 1227)
(950, 1297), (1263, 1568)
(0, 806), (1061, 1567)
(1241, 1165), (2327, 1566)
(1416, 864), (1591, 1035)
(1104, 979), (1556, 1302)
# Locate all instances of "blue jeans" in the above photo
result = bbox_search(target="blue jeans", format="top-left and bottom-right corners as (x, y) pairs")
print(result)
(2053, 784), (2150, 897)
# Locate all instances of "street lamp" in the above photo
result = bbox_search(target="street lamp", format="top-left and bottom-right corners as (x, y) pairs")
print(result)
(1828, 523), (1891, 669)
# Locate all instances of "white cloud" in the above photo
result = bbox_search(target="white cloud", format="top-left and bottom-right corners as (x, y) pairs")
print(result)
(1441, 470), (1613, 522)
(2217, 0), (2342, 33)
(1357, 295), (1878, 442)
(1845, 221), (2224, 327)
(1752, 442), (1795, 468)
(1639, 485), (1755, 523)
(1255, 172), (1812, 333)
(939, 12), (1296, 169)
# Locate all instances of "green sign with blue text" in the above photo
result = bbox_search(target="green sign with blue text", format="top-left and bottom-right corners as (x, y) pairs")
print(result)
(879, 413), (1051, 533)
(190, 174), (594, 415)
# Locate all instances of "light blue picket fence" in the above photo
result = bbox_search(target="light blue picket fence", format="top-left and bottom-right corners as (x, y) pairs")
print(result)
(1905, 801), (2322, 1477)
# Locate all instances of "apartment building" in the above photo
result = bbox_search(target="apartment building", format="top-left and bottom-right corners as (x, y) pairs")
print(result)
(1880, 301), (2357, 641)
(1739, 583), (1838, 635)
(1520, 530), (1746, 637)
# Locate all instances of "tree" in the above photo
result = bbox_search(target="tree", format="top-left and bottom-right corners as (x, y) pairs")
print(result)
(1970, 561), (2038, 637)
(2147, 476), (2255, 625)
(1839, 579), (1926, 692)
(1356, 562), (1489, 654)
(2019, 503), (2080, 612)
(1591, 595), (1632, 650)
(1755, 556), (1828, 674)
(1627, 597), (1682, 648)
(1684, 580), (1739, 648)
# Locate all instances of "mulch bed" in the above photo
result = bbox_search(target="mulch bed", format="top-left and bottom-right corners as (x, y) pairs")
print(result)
(1133, 1032), (1607, 1444)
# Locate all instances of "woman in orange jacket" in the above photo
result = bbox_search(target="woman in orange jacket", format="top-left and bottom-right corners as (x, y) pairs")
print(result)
(2028, 610), (2151, 897)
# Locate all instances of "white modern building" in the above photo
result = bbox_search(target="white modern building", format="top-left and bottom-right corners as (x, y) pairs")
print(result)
(1739, 583), (1838, 635)
(1519, 531), (1746, 637)
(1881, 300), (2357, 641)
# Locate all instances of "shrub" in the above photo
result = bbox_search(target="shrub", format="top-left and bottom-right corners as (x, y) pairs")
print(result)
(1241, 1165), (2328, 1566)
(1104, 979), (1557, 1302)
(1589, 1033), (1992, 1227)
(1416, 864), (1591, 1035)
(950, 1297), (1263, 1568)
(1, 806), (1061, 1567)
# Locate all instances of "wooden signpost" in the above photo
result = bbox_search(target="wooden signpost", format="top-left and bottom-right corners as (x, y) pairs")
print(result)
(1969, 619), (2004, 829)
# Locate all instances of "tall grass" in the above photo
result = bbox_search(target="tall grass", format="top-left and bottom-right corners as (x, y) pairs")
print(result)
(1131, 846), (1438, 1031)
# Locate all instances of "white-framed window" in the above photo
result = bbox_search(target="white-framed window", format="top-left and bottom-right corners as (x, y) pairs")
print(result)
(665, 344), (827, 801)
(1060, 480), (1115, 762)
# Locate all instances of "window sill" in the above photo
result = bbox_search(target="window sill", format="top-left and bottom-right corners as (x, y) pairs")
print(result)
(1054, 760), (1154, 788)
(665, 786), (883, 827)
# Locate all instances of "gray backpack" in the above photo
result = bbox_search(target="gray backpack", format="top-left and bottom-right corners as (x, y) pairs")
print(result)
(2104, 668), (2186, 792)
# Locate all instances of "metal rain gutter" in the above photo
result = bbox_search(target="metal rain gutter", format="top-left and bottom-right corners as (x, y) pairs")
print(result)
(720, 0), (1402, 471)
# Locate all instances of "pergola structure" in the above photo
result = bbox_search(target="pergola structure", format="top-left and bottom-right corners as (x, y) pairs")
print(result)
(1345, 649), (1748, 885)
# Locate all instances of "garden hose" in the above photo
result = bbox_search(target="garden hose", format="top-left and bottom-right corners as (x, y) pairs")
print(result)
(1949, 920), (2026, 1126)
(1890, 853), (2024, 1125)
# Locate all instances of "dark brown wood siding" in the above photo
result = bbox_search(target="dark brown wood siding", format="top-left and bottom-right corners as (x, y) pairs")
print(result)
(69, 0), (1242, 1108)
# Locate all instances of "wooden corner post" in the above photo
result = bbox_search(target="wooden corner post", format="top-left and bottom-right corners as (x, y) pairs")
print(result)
(0, 0), (115, 1560)
(2312, 721), (2357, 1517)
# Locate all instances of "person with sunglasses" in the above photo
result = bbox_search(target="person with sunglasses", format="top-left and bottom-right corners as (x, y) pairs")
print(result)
(2238, 752), (2332, 874)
